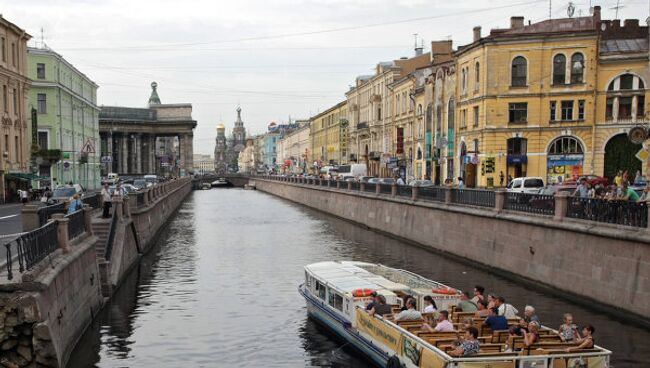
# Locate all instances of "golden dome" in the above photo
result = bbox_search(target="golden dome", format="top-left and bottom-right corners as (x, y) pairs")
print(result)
(216, 122), (225, 130)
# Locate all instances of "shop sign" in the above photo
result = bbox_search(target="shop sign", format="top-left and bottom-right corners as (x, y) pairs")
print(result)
(506, 155), (527, 165)
(547, 154), (583, 167)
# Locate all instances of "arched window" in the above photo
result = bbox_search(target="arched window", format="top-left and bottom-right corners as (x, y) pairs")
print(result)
(475, 62), (480, 90)
(511, 56), (527, 86)
(571, 53), (584, 84)
(553, 54), (566, 85)
(507, 137), (527, 155)
(436, 105), (442, 133)
(461, 68), (467, 93)
(548, 136), (583, 155)
(606, 73), (646, 121)
(447, 98), (455, 130)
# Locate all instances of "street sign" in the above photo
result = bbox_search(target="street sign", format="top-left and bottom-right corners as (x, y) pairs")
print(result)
(101, 156), (112, 163)
(636, 148), (649, 162)
(80, 139), (96, 154)
(63, 161), (71, 171)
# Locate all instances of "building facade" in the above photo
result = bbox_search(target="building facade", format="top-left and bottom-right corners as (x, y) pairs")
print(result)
(193, 153), (213, 174)
(278, 121), (310, 174)
(309, 101), (348, 169)
(0, 17), (31, 203)
(27, 47), (101, 190)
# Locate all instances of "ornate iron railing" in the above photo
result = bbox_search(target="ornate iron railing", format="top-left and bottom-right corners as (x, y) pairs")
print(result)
(37, 202), (66, 227)
(4, 221), (59, 280)
(363, 183), (376, 193)
(82, 193), (101, 209)
(504, 192), (555, 216)
(451, 188), (495, 208)
(418, 187), (446, 202)
(65, 209), (85, 240)
(567, 197), (648, 228)
(396, 185), (412, 198)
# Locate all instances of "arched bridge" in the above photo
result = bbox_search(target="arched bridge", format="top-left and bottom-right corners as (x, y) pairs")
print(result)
(192, 174), (250, 189)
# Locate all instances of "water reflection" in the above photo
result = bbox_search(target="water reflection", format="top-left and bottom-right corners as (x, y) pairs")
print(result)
(69, 189), (647, 367)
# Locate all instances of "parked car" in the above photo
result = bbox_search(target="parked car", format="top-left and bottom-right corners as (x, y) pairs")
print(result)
(367, 178), (381, 184)
(506, 177), (545, 193)
(410, 180), (434, 187)
(50, 187), (79, 204)
(358, 176), (375, 183)
(564, 175), (608, 187)
(379, 178), (396, 185)
(133, 179), (151, 190)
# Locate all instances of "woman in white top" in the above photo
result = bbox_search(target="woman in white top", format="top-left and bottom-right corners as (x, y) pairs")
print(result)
(423, 295), (437, 313)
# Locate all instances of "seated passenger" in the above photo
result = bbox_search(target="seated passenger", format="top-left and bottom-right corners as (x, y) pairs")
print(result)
(423, 295), (437, 313)
(484, 307), (509, 331)
(523, 321), (540, 347)
(523, 305), (540, 325)
(395, 298), (422, 321)
(474, 299), (489, 318)
(566, 325), (595, 352)
(558, 313), (579, 342)
(472, 285), (485, 304)
(400, 295), (413, 311)
(449, 326), (481, 357)
(496, 296), (518, 319)
(428, 310), (455, 332)
(369, 295), (392, 317)
(365, 291), (378, 311)
(420, 313), (438, 332)
(457, 291), (478, 312)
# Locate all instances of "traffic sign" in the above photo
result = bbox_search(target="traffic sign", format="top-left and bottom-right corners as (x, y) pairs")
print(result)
(636, 148), (649, 162)
(101, 156), (112, 163)
(63, 161), (71, 171)
(81, 139), (96, 154)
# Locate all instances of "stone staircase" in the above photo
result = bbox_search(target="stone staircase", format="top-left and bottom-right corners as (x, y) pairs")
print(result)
(92, 218), (110, 259)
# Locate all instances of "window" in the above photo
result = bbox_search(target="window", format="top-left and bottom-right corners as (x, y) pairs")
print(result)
(553, 54), (566, 85)
(435, 105), (442, 133)
(550, 101), (557, 121)
(461, 109), (467, 128)
(37, 63), (45, 79)
(619, 97), (632, 119)
(606, 98), (614, 119)
(38, 131), (48, 150)
(508, 103), (528, 123)
(571, 53), (584, 84)
(578, 100), (585, 120)
(315, 281), (326, 299)
(2, 86), (6, 113)
(1, 38), (5, 62)
(638, 96), (645, 117)
(396, 95), (400, 115)
(524, 178), (544, 188)
(473, 106), (479, 127)
(12, 88), (16, 114)
(511, 56), (527, 86)
(548, 136), (583, 154)
(37, 93), (47, 114)
(475, 62), (480, 91)
(328, 291), (343, 311)
(507, 137), (527, 155)
(561, 101), (574, 120)
(4, 135), (8, 155)
(447, 99), (455, 129)
(620, 74), (634, 90)
(11, 43), (16, 66)
(14, 136), (19, 161)
(461, 68), (467, 93)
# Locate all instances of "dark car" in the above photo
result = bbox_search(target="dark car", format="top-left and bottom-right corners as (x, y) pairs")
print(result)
(564, 175), (608, 187)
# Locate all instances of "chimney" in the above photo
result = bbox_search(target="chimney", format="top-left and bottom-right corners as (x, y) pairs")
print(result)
(473, 26), (481, 42)
(510, 16), (524, 29)
(624, 19), (639, 28)
(415, 45), (423, 57)
(593, 6), (601, 22)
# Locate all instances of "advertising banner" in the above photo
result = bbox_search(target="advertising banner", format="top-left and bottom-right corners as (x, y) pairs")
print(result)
(356, 312), (401, 353)
(419, 347), (447, 368)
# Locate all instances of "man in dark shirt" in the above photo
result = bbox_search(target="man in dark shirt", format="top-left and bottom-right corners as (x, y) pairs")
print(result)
(365, 291), (378, 311)
(484, 307), (509, 331)
(369, 295), (393, 317)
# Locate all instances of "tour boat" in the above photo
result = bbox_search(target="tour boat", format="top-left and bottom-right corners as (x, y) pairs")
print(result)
(211, 178), (229, 187)
(201, 183), (211, 190)
(299, 261), (612, 368)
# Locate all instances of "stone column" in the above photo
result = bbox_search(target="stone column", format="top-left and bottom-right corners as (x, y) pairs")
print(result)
(83, 205), (93, 236)
(360, 182), (366, 192)
(121, 134), (129, 174)
(185, 134), (194, 175)
(411, 186), (419, 201)
(554, 193), (568, 221)
(106, 132), (113, 174)
(376, 183), (381, 195)
(495, 189), (506, 212)
(51, 214), (70, 253)
(136, 134), (142, 174)
(116, 134), (123, 174)
(347, 181), (352, 190)
(391, 183), (397, 197)
(21, 205), (40, 232)
(112, 197), (123, 221)
(444, 187), (452, 204)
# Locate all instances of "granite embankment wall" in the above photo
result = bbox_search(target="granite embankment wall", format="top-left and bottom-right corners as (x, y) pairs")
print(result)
(254, 178), (650, 320)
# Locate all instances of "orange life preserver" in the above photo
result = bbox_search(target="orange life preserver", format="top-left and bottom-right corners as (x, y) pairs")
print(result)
(352, 288), (375, 297)
(431, 287), (458, 295)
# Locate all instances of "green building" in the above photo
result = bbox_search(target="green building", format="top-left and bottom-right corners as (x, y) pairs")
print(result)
(27, 47), (101, 190)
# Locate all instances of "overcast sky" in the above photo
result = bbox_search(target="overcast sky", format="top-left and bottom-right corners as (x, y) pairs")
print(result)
(2, 0), (648, 154)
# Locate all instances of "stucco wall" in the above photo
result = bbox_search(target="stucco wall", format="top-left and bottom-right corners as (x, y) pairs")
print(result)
(255, 179), (650, 320)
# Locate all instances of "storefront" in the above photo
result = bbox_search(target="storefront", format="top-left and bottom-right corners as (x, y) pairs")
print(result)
(546, 136), (584, 184)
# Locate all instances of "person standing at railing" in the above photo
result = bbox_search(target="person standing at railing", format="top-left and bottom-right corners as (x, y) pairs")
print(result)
(101, 183), (112, 219)
(573, 178), (589, 198)
(457, 177), (465, 189)
(619, 182), (640, 202)
(67, 194), (83, 215)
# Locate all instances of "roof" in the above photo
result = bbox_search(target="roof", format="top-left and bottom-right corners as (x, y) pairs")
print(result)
(99, 106), (156, 121)
(498, 16), (596, 36)
(600, 38), (649, 54)
(306, 261), (404, 294)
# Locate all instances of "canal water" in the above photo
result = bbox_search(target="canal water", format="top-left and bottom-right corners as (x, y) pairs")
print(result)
(69, 189), (648, 367)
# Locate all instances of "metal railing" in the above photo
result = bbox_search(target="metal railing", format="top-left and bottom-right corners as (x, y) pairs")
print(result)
(418, 187), (446, 202)
(567, 197), (648, 228)
(37, 202), (66, 227)
(4, 221), (59, 280)
(136, 191), (146, 207)
(82, 193), (101, 209)
(379, 184), (392, 195)
(104, 208), (119, 261)
(349, 181), (360, 191)
(363, 183), (376, 193)
(65, 209), (85, 240)
(396, 185), (412, 198)
(451, 188), (495, 208)
(504, 192), (555, 216)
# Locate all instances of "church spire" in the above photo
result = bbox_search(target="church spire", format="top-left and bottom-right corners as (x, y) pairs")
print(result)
(148, 81), (161, 105)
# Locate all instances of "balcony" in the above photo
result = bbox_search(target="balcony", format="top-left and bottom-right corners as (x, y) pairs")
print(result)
(34, 149), (62, 163)
(356, 122), (369, 130)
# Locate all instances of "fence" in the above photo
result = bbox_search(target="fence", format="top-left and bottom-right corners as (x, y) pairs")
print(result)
(396, 185), (412, 198)
(82, 193), (101, 209)
(65, 209), (86, 240)
(379, 184), (392, 195)
(504, 192), (555, 216)
(418, 187), (446, 202)
(363, 183), (377, 193)
(37, 202), (66, 227)
(4, 221), (59, 280)
(567, 197), (648, 227)
(451, 188), (495, 208)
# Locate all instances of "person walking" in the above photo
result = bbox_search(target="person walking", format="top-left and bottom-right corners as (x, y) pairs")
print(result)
(19, 188), (29, 205)
(457, 177), (465, 189)
(67, 194), (82, 215)
(101, 183), (112, 218)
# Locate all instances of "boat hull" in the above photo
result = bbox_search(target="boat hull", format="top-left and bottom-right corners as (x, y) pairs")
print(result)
(299, 284), (390, 367)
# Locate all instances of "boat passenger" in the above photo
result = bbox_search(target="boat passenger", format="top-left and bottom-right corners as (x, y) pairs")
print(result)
(496, 296), (518, 318)
(522, 305), (540, 325)
(449, 327), (480, 357)
(486, 294), (497, 309)
(423, 310), (454, 332)
(461, 317), (474, 331)
(457, 291), (478, 312)
(472, 285), (485, 304)
(399, 295), (414, 311)
(394, 298), (422, 321)
(423, 295), (437, 313)
(484, 307), (508, 331)
(369, 295), (392, 317)
(474, 299), (489, 318)
(566, 325), (595, 352)
(420, 314), (437, 332)
(558, 313), (580, 342)
(365, 291), (378, 311)
(522, 321), (540, 347)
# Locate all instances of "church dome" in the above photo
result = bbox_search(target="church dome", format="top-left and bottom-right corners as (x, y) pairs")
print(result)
(217, 122), (225, 130)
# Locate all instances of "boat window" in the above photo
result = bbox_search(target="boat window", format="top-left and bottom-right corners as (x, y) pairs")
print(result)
(316, 281), (326, 299)
(305, 272), (310, 287)
(328, 290), (344, 311)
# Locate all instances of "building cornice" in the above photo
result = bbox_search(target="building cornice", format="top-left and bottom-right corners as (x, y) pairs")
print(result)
(27, 47), (98, 88)
(30, 80), (100, 110)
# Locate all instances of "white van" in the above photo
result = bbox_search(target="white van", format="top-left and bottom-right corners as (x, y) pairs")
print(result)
(319, 166), (337, 178)
(335, 164), (367, 179)
(506, 177), (545, 193)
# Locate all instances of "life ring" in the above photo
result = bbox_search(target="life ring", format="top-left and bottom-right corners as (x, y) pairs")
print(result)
(352, 288), (375, 297)
(386, 355), (404, 368)
(431, 287), (458, 295)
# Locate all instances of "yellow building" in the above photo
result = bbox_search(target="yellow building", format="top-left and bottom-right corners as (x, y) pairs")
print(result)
(309, 101), (348, 167)
(453, 9), (631, 187)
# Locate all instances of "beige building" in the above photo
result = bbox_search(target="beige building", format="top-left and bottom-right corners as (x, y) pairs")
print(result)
(238, 138), (255, 174)
(0, 17), (31, 203)
(309, 101), (348, 169)
(193, 153), (213, 174)
(278, 121), (311, 174)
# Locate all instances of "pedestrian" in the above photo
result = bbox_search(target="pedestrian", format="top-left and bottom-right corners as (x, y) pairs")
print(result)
(396, 175), (405, 186)
(113, 182), (125, 198)
(101, 183), (112, 218)
(67, 194), (82, 215)
(620, 182), (640, 202)
(507, 174), (513, 184)
(573, 178), (589, 198)
(19, 188), (29, 205)
(457, 177), (465, 189)
(499, 171), (505, 187)
(614, 170), (623, 186)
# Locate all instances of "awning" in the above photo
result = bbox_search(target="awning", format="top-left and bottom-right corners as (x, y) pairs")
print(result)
(5, 172), (49, 181)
